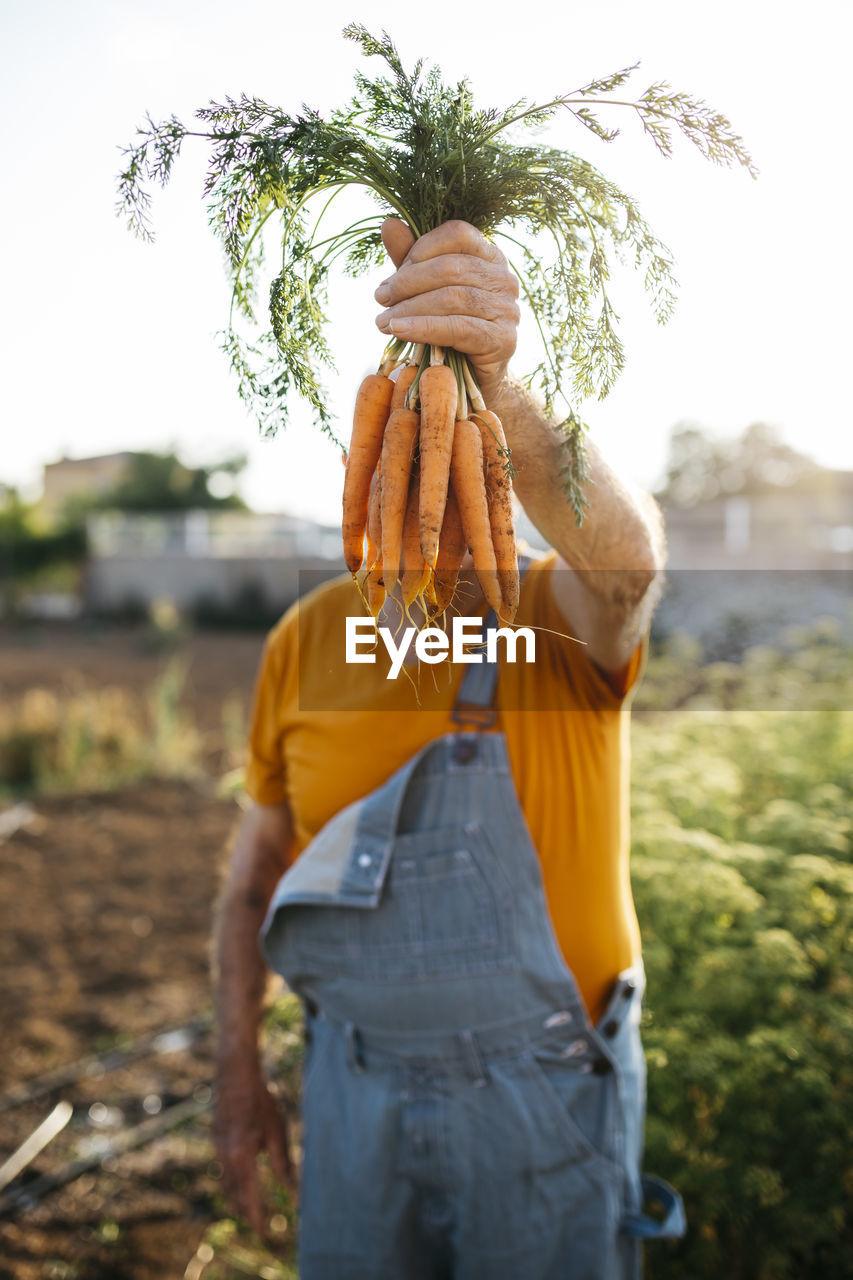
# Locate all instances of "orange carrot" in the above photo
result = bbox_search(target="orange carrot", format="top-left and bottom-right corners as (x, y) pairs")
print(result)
(342, 372), (394, 573)
(450, 418), (502, 616)
(379, 406), (420, 587)
(417, 362), (459, 568)
(366, 562), (386, 616)
(400, 466), (430, 611)
(365, 464), (382, 570)
(474, 409), (519, 622)
(391, 363), (418, 412)
(430, 483), (467, 617)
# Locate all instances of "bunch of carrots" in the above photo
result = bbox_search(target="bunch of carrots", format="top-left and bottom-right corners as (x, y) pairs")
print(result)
(342, 341), (519, 627)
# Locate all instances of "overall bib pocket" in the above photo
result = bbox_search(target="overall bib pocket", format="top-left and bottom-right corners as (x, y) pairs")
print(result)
(280, 823), (518, 984)
(354, 824), (515, 980)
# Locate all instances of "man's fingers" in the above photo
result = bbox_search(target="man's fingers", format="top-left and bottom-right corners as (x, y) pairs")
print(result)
(245, 1189), (265, 1238)
(377, 285), (518, 332)
(222, 1149), (264, 1235)
(405, 220), (504, 267)
(381, 217), (416, 270)
(265, 1110), (294, 1187)
(375, 255), (517, 308)
(385, 312), (510, 359)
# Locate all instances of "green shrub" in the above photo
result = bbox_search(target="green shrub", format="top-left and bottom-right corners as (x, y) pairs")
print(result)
(634, 706), (853, 1279)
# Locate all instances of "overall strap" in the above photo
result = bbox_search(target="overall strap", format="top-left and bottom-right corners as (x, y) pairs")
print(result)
(340, 742), (436, 903)
(452, 553), (532, 730)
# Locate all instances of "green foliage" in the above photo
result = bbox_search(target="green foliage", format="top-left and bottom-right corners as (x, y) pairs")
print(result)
(0, 488), (87, 580)
(638, 618), (853, 711)
(96, 450), (248, 513)
(117, 26), (755, 515)
(633, 689), (853, 1277)
(191, 580), (281, 631)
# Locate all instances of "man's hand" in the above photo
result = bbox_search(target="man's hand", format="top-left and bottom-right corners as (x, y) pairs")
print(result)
(214, 1063), (294, 1236)
(375, 218), (520, 405)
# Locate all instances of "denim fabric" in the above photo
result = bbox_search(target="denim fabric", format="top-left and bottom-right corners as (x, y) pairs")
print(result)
(261, 686), (684, 1276)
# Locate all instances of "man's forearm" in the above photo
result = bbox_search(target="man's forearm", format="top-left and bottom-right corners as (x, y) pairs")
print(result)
(489, 377), (665, 601)
(214, 893), (269, 1076)
(372, 216), (663, 592)
(213, 831), (285, 1076)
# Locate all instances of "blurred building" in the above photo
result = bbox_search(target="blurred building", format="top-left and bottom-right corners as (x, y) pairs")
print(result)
(518, 469), (852, 656)
(83, 509), (344, 618)
(655, 469), (853, 656)
(41, 452), (135, 521)
(661, 469), (853, 571)
(27, 451), (852, 650)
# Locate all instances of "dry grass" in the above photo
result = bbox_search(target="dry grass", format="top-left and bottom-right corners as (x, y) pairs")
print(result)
(0, 659), (203, 796)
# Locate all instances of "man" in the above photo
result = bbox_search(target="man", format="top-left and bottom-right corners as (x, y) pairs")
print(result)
(213, 218), (684, 1277)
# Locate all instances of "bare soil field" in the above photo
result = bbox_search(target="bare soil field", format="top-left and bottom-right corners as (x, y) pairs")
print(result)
(0, 625), (271, 1279)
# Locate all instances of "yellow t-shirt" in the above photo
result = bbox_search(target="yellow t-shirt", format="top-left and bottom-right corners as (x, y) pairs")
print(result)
(245, 551), (645, 1022)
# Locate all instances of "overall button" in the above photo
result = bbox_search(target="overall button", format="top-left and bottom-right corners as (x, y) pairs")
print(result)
(602, 1019), (620, 1038)
(357, 853), (372, 869)
(592, 1056), (614, 1075)
(622, 980), (637, 999)
(453, 738), (477, 764)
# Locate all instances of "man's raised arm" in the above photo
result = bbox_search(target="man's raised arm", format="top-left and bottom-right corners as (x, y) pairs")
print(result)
(375, 216), (666, 675)
(490, 377), (666, 675)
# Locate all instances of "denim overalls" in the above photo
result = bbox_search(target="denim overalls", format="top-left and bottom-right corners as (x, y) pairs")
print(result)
(261, 598), (685, 1279)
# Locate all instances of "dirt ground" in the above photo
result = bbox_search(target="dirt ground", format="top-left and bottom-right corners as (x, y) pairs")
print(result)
(0, 624), (275, 1279)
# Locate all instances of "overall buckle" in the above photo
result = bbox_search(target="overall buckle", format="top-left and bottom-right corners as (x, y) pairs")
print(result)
(451, 702), (497, 729)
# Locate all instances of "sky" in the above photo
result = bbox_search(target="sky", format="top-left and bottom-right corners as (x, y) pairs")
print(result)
(1, 0), (851, 522)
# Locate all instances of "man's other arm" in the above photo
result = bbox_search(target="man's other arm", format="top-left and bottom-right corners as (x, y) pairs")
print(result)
(213, 801), (294, 1234)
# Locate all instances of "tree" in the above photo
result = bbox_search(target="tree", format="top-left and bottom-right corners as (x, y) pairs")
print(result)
(0, 488), (87, 614)
(658, 422), (818, 507)
(98, 451), (248, 512)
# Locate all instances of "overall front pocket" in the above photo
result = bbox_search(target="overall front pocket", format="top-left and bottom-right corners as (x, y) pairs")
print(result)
(523, 1045), (623, 1176)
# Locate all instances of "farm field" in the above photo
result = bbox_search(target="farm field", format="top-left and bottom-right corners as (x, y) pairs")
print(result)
(1, 619), (851, 1279)
(0, 626), (272, 1279)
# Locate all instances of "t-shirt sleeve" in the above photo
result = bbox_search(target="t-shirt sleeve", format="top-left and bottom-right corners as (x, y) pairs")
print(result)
(583, 630), (649, 705)
(244, 628), (289, 806)
(528, 552), (649, 710)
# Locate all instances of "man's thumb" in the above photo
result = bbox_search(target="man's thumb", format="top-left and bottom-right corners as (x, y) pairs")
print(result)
(381, 217), (416, 269)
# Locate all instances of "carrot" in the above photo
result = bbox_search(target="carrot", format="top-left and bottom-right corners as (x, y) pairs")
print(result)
(379, 406), (420, 587)
(430, 483), (467, 617)
(400, 466), (430, 611)
(365, 464), (382, 570)
(474, 409), (519, 622)
(366, 563), (386, 616)
(417, 362), (459, 568)
(341, 372), (394, 574)
(450, 418), (502, 616)
(391, 362), (419, 412)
